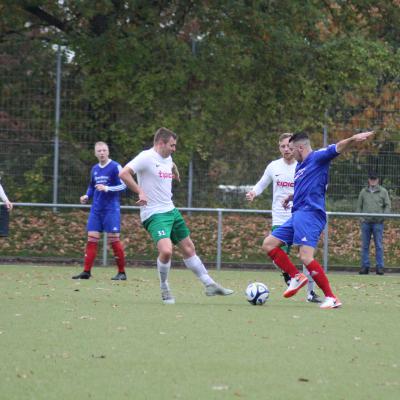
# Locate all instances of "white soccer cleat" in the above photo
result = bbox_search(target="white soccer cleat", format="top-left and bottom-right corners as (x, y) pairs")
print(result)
(205, 283), (234, 296)
(283, 273), (308, 298)
(320, 296), (342, 309)
(161, 289), (175, 305)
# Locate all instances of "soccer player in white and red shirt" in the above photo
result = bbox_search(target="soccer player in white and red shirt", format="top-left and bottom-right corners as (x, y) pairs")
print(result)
(119, 127), (233, 304)
(246, 133), (321, 303)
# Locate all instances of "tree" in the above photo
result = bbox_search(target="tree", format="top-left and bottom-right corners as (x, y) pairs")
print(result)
(1, 1), (399, 205)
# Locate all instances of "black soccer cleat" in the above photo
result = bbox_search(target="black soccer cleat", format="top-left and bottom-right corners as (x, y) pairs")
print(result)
(111, 272), (127, 281)
(307, 290), (322, 303)
(282, 272), (291, 286)
(72, 271), (91, 279)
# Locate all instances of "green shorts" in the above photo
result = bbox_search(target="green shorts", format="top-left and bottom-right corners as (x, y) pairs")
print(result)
(271, 225), (291, 254)
(143, 208), (190, 245)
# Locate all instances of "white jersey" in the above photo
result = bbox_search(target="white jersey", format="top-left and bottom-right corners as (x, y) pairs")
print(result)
(126, 148), (175, 222)
(0, 183), (10, 203)
(252, 158), (296, 226)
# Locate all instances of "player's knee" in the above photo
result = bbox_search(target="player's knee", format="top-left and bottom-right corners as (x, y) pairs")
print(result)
(298, 253), (313, 266)
(88, 234), (100, 243)
(262, 236), (276, 253)
(159, 248), (173, 262)
(107, 234), (120, 244)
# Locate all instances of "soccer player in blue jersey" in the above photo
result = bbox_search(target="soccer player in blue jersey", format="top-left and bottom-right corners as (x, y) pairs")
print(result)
(72, 141), (127, 280)
(246, 133), (321, 303)
(262, 130), (374, 309)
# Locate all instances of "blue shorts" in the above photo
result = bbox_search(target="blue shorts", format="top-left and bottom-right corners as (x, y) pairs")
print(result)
(271, 210), (326, 248)
(87, 209), (121, 233)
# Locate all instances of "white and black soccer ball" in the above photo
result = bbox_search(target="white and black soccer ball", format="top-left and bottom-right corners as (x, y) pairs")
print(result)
(245, 282), (269, 305)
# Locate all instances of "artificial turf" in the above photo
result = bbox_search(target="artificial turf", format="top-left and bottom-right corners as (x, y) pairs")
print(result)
(0, 265), (399, 400)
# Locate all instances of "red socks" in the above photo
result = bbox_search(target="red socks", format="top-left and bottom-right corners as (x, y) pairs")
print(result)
(267, 248), (299, 278)
(83, 235), (125, 274)
(305, 259), (335, 297)
(111, 240), (126, 273)
(268, 247), (337, 298)
(83, 237), (98, 272)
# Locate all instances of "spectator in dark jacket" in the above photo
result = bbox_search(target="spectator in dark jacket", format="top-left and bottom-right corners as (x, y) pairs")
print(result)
(357, 173), (391, 275)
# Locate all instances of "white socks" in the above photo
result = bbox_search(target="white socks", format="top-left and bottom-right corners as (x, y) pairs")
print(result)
(184, 255), (215, 286)
(303, 264), (315, 294)
(157, 258), (171, 290)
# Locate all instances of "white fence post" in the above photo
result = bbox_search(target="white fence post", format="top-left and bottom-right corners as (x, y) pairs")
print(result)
(217, 209), (223, 270)
(102, 231), (107, 266)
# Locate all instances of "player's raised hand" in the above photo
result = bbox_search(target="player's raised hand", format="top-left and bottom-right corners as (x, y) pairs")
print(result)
(246, 191), (256, 202)
(353, 131), (374, 141)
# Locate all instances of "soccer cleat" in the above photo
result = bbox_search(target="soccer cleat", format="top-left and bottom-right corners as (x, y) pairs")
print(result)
(111, 272), (127, 280)
(161, 289), (175, 305)
(72, 271), (91, 279)
(376, 269), (384, 275)
(320, 297), (342, 309)
(307, 290), (322, 303)
(359, 268), (369, 275)
(205, 283), (234, 296)
(283, 273), (308, 298)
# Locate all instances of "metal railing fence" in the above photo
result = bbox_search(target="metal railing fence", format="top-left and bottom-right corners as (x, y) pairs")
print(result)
(3, 202), (399, 271)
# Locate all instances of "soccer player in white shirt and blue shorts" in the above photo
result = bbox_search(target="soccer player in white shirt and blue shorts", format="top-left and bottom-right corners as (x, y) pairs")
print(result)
(119, 127), (233, 304)
(246, 133), (321, 303)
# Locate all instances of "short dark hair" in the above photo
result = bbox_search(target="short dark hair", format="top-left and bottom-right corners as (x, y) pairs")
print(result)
(368, 172), (378, 180)
(154, 127), (177, 144)
(289, 132), (309, 143)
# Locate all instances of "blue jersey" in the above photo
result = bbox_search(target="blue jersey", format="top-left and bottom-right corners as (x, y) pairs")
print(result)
(292, 144), (339, 213)
(86, 160), (126, 211)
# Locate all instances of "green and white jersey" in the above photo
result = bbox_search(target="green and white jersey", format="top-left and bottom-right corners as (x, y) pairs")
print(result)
(252, 158), (297, 226)
(126, 148), (175, 222)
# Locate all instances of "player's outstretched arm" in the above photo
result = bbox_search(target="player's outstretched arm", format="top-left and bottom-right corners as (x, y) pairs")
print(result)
(336, 131), (374, 153)
(119, 166), (148, 206)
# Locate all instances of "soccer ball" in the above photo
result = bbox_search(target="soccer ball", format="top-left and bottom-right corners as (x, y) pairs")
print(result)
(245, 282), (269, 305)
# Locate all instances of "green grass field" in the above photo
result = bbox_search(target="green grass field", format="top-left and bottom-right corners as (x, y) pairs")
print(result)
(0, 265), (399, 400)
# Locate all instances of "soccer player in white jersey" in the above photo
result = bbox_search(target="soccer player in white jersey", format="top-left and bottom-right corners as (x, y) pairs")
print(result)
(246, 133), (321, 303)
(72, 142), (127, 280)
(119, 127), (233, 304)
(0, 180), (13, 211)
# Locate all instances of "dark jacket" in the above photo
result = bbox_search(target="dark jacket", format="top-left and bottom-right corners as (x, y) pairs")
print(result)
(356, 185), (391, 223)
